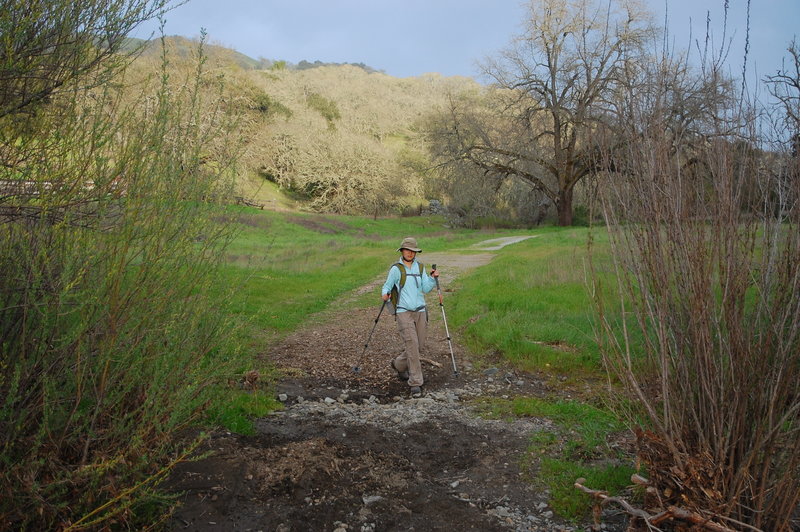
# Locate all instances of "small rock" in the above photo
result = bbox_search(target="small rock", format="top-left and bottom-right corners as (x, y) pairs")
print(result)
(536, 502), (548, 511)
(494, 506), (511, 517)
(542, 510), (554, 519)
(278, 393), (288, 402)
(450, 480), (460, 488)
(362, 495), (384, 505)
(324, 397), (336, 405)
(483, 367), (499, 376)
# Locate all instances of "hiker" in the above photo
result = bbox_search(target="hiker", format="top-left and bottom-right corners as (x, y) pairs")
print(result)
(381, 237), (438, 396)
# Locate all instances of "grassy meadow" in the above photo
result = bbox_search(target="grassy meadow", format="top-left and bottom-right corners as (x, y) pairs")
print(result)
(214, 209), (610, 373)
(217, 210), (511, 333)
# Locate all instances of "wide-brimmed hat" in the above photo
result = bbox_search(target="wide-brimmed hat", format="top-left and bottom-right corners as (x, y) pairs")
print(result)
(397, 237), (422, 252)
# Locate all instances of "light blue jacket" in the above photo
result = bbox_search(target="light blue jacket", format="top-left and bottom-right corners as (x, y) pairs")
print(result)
(381, 260), (436, 313)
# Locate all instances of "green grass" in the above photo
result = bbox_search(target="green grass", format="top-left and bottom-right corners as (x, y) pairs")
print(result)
(447, 227), (615, 378)
(477, 395), (634, 523)
(217, 208), (534, 336)
(207, 390), (283, 436)
(540, 458), (635, 522)
(477, 396), (626, 459)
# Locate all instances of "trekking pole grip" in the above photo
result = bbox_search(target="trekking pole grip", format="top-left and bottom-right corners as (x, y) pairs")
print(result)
(432, 264), (444, 304)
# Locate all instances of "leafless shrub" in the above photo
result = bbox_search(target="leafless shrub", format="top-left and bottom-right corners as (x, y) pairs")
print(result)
(590, 32), (800, 529)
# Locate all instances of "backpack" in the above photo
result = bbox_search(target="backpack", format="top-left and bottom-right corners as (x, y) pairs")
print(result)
(389, 261), (423, 311)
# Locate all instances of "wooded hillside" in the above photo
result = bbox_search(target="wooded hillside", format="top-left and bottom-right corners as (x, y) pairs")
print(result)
(239, 65), (479, 215)
(130, 37), (484, 216)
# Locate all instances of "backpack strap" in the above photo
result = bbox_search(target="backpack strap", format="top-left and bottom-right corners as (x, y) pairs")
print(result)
(396, 261), (423, 288)
(395, 262), (406, 288)
(390, 262), (425, 314)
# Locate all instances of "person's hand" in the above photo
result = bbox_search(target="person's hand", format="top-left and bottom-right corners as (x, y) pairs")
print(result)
(382, 293), (390, 301)
(431, 268), (439, 278)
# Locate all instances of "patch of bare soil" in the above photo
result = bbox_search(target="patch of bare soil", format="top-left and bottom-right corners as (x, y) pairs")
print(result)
(166, 249), (631, 531)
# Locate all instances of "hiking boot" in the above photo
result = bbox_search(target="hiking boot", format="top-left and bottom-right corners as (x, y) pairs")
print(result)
(409, 386), (422, 397)
(391, 359), (409, 381)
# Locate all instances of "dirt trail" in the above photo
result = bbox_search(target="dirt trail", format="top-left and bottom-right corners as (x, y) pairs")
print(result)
(166, 237), (628, 531)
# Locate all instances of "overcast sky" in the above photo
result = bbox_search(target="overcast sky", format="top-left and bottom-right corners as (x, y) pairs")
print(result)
(132, 0), (798, 84)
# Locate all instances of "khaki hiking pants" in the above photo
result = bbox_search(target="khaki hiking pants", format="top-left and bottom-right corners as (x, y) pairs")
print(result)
(393, 310), (427, 387)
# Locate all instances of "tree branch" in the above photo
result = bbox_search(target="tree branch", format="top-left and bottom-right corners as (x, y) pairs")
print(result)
(574, 478), (746, 532)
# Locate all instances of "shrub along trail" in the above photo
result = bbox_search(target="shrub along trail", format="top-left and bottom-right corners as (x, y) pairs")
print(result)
(165, 242), (628, 531)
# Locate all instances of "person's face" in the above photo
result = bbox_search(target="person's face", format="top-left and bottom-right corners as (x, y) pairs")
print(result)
(401, 248), (417, 262)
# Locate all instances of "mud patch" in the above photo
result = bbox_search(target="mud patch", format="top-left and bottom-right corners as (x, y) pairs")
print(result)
(288, 215), (370, 236)
(167, 404), (545, 532)
(213, 213), (273, 229)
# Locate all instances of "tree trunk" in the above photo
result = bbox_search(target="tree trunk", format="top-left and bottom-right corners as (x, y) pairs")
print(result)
(557, 186), (574, 226)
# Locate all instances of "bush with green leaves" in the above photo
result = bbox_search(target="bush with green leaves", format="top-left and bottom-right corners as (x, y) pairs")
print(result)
(306, 91), (341, 129)
(0, 28), (245, 529)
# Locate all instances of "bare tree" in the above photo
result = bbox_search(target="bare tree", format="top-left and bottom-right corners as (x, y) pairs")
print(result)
(424, 90), (552, 226)
(432, 0), (652, 226)
(766, 39), (800, 135)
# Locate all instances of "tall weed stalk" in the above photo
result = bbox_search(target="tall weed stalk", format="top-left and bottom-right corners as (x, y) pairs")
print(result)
(590, 47), (800, 528)
(0, 37), (244, 529)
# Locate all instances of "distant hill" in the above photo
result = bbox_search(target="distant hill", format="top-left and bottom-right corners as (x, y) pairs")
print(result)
(123, 36), (382, 73)
(123, 36), (263, 70)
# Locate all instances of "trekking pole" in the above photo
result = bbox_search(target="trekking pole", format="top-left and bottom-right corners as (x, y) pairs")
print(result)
(432, 264), (458, 376)
(353, 299), (388, 373)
